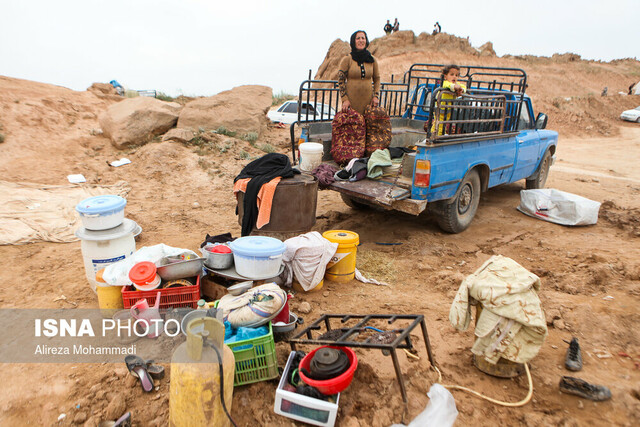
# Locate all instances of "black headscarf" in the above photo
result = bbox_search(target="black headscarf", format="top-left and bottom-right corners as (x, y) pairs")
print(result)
(349, 30), (374, 65)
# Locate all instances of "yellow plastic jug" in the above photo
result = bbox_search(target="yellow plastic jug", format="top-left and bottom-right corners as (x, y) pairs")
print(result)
(322, 230), (359, 283)
(169, 317), (235, 427)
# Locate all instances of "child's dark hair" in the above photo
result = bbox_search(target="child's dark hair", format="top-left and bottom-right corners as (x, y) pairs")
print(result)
(440, 64), (460, 85)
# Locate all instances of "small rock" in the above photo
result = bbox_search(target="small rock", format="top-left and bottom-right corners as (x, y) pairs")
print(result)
(83, 416), (100, 427)
(192, 202), (200, 208)
(551, 345), (558, 349)
(57, 414), (66, 421)
(553, 318), (565, 330)
(545, 309), (561, 325)
(298, 302), (312, 314)
(104, 394), (127, 420)
(578, 400), (584, 409)
(322, 291), (330, 298)
(73, 411), (87, 424)
(124, 374), (138, 388)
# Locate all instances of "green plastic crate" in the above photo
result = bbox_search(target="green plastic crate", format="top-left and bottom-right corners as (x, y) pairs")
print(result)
(213, 300), (279, 386)
(225, 321), (279, 386)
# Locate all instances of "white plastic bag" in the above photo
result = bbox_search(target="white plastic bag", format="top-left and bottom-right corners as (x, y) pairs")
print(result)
(102, 244), (198, 286)
(517, 189), (600, 226)
(390, 383), (458, 427)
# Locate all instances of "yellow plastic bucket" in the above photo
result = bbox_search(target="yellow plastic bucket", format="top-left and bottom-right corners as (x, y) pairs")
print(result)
(96, 283), (124, 317)
(323, 230), (359, 283)
(292, 279), (324, 292)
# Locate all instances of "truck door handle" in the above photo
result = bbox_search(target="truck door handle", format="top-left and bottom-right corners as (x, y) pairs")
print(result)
(517, 139), (524, 144)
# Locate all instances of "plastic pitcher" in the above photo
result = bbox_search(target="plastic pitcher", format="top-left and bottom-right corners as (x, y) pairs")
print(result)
(130, 291), (163, 338)
(272, 294), (291, 324)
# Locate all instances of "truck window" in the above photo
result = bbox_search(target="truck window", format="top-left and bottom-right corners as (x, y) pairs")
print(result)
(517, 102), (533, 130)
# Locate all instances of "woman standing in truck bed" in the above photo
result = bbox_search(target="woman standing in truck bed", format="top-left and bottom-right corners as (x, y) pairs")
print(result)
(338, 30), (381, 115)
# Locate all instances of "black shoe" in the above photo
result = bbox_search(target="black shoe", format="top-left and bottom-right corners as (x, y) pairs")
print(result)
(559, 376), (612, 401)
(564, 337), (583, 371)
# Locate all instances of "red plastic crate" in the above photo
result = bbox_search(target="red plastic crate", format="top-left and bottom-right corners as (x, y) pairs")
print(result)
(121, 275), (201, 309)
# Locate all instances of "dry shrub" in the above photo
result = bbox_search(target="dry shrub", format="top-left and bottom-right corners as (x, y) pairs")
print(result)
(356, 249), (397, 283)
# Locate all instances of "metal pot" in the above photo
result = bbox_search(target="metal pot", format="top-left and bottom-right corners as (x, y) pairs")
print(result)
(201, 245), (234, 270)
(272, 312), (299, 333)
(156, 257), (205, 281)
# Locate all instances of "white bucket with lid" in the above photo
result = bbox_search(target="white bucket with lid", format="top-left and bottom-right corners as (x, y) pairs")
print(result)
(76, 195), (127, 230)
(76, 218), (137, 293)
(299, 142), (324, 172)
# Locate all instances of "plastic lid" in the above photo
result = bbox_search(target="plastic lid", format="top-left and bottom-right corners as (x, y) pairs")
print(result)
(299, 142), (323, 153)
(76, 195), (127, 215)
(206, 245), (232, 254)
(75, 218), (137, 241)
(322, 230), (360, 245)
(229, 236), (286, 257)
(129, 261), (157, 284)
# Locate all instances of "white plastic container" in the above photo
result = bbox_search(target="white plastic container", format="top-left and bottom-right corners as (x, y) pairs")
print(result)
(75, 218), (137, 293)
(299, 143), (324, 172)
(76, 195), (127, 230)
(229, 236), (286, 279)
(274, 351), (339, 427)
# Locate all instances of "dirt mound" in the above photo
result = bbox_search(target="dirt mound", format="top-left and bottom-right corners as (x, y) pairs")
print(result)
(600, 200), (640, 237)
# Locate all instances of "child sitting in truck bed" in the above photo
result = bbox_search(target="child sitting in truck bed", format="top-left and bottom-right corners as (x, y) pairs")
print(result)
(429, 64), (467, 136)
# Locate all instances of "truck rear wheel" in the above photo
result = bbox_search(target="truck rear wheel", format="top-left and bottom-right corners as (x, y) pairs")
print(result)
(525, 150), (552, 189)
(436, 169), (481, 233)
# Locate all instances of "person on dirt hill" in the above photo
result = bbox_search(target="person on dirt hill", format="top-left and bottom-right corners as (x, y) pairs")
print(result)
(109, 80), (125, 96)
(338, 30), (381, 116)
(428, 64), (466, 136)
(384, 20), (392, 35)
(392, 18), (399, 33)
(433, 21), (441, 35)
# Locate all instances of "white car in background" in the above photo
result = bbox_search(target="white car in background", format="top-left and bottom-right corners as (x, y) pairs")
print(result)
(268, 101), (336, 124)
(620, 106), (640, 123)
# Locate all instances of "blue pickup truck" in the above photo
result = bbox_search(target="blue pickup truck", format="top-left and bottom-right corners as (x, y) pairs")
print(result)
(290, 64), (558, 233)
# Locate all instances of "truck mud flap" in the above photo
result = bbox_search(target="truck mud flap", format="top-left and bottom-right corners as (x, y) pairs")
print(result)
(330, 180), (427, 216)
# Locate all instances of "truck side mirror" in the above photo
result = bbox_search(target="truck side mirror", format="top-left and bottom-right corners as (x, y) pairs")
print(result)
(535, 113), (548, 130)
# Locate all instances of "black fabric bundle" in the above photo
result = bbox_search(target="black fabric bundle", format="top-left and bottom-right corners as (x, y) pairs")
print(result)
(234, 153), (299, 236)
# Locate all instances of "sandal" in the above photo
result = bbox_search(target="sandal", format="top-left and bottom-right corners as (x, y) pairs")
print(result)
(145, 359), (165, 380)
(125, 355), (154, 392)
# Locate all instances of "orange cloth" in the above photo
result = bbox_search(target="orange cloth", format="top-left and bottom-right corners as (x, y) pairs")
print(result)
(233, 177), (281, 229)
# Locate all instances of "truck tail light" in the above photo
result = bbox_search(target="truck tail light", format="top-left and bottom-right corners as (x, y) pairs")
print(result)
(414, 160), (431, 187)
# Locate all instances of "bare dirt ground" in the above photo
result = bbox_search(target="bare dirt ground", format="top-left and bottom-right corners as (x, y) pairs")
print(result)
(1, 71), (640, 426)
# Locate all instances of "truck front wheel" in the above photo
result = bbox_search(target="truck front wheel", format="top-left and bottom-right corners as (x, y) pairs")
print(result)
(525, 150), (552, 189)
(436, 170), (481, 233)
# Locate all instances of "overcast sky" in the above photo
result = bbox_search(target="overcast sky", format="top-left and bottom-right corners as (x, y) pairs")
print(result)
(1, 0), (637, 97)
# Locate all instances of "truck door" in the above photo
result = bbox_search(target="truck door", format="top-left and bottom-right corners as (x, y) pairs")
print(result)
(512, 100), (541, 181)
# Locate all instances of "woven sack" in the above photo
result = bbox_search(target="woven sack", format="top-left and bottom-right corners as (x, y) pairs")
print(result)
(364, 105), (391, 156)
(331, 110), (366, 165)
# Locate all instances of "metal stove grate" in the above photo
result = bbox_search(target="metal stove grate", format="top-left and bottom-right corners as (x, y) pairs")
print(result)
(286, 313), (437, 402)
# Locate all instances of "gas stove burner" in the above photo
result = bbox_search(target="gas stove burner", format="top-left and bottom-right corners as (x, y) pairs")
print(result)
(286, 313), (437, 403)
